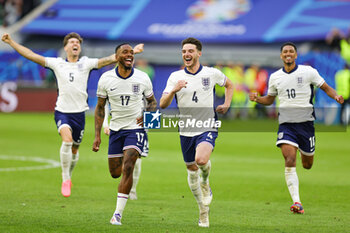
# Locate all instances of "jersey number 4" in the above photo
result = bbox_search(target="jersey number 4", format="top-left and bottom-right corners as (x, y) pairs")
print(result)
(192, 91), (198, 103)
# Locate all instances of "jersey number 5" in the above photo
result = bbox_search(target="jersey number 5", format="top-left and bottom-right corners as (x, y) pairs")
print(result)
(69, 73), (74, 82)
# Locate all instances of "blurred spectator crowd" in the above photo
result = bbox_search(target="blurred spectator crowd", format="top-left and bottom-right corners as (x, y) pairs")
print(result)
(327, 28), (350, 125)
(213, 62), (272, 119)
(0, 0), (40, 27)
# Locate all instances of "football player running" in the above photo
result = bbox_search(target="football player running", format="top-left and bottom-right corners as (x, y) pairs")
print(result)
(249, 42), (343, 214)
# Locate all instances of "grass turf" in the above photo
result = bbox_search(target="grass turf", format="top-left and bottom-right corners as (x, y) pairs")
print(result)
(0, 113), (349, 233)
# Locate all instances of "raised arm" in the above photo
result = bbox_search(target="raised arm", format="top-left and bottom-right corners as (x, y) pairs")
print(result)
(160, 80), (187, 109)
(92, 97), (107, 152)
(97, 43), (145, 69)
(133, 43), (144, 54)
(216, 78), (234, 114)
(97, 54), (117, 69)
(2, 33), (46, 67)
(249, 92), (276, 106)
(320, 82), (344, 104)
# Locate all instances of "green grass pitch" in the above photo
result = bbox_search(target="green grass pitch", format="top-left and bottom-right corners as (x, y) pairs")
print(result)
(0, 113), (349, 233)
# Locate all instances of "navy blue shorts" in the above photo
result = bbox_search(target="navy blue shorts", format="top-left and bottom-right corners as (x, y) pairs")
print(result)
(108, 129), (146, 158)
(54, 110), (85, 144)
(180, 131), (218, 165)
(276, 121), (315, 155)
(141, 132), (149, 157)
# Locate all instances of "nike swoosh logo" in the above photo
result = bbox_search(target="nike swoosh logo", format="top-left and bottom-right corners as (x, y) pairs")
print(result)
(110, 88), (117, 91)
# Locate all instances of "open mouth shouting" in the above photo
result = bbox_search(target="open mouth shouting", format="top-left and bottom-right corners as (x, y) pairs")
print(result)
(72, 46), (79, 54)
(125, 58), (133, 66)
(184, 56), (192, 66)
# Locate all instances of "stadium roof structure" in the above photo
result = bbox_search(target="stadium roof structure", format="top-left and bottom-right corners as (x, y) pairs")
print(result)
(21, 0), (350, 43)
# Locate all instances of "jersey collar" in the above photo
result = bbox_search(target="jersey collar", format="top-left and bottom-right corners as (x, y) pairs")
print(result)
(282, 64), (298, 74)
(65, 58), (80, 63)
(115, 67), (134, 79)
(184, 64), (203, 75)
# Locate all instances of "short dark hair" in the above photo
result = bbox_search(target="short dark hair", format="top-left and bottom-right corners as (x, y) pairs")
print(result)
(63, 32), (83, 47)
(115, 43), (131, 53)
(182, 37), (202, 51)
(280, 42), (297, 52)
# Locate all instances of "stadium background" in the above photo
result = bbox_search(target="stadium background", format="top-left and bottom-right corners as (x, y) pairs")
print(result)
(0, 1), (349, 232)
(0, 0), (349, 124)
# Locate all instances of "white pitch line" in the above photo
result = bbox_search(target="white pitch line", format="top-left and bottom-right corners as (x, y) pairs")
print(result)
(0, 155), (60, 172)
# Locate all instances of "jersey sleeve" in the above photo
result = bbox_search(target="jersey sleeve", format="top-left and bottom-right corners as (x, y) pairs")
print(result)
(45, 57), (58, 69)
(310, 67), (325, 87)
(162, 74), (176, 94)
(80, 56), (98, 70)
(86, 57), (99, 70)
(96, 75), (107, 98)
(143, 74), (154, 98)
(212, 68), (227, 87)
(267, 74), (277, 96)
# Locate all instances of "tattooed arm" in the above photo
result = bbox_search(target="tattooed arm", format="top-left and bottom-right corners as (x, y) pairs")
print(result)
(136, 94), (157, 126)
(145, 94), (157, 112)
(92, 97), (107, 152)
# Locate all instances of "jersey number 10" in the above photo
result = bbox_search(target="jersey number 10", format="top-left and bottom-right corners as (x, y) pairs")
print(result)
(286, 89), (296, 99)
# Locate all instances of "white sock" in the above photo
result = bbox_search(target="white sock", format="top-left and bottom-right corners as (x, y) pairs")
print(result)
(285, 167), (300, 203)
(131, 158), (141, 194)
(187, 169), (203, 207)
(60, 141), (73, 182)
(69, 151), (79, 178)
(115, 193), (129, 217)
(198, 160), (211, 184)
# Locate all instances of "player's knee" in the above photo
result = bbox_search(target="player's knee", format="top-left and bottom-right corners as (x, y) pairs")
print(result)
(195, 157), (208, 166)
(111, 174), (121, 179)
(301, 153), (314, 170)
(122, 160), (134, 176)
(110, 170), (121, 179)
(285, 157), (296, 166)
(109, 166), (122, 178)
(302, 162), (313, 169)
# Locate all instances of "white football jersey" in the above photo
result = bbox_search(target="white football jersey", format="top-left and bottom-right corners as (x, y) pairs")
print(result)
(97, 68), (153, 131)
(163, 65), (227, 137)
(267, 65), (325, 124)
(45, 56), (98, 113)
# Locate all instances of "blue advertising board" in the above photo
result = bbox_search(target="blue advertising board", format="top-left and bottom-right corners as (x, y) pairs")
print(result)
(22, 0), (350, 43)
